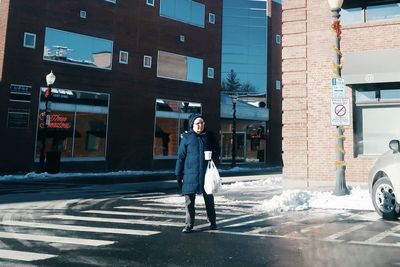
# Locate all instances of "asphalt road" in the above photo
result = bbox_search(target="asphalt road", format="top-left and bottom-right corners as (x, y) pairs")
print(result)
(0, 178), (400, 266)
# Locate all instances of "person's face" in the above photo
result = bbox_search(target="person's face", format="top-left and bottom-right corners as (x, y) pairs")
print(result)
(192, 117), (205, 134)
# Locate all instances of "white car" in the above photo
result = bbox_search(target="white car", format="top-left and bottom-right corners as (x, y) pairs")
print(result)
(369, 140), (400, 219)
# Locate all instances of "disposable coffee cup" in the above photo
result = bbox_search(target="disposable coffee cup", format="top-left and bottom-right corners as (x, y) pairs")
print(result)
(204, 151), (212, 160)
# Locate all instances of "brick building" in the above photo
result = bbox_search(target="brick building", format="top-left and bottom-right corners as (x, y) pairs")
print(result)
(0, 0), (222, 174)
(282, 0), (400, 183)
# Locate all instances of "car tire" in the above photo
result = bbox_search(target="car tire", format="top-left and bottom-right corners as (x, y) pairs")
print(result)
(372, 176), (400, 220)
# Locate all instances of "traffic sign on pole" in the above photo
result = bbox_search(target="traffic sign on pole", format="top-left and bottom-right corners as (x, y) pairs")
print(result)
(331, 98), (350, 126)
(331, 77), (346, 98)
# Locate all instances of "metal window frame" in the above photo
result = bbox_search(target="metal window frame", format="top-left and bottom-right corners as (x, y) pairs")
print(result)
(23, 32), (36, 49)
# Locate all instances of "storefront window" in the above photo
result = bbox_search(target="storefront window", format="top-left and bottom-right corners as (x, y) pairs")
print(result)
(37, 111), (74, 158)
(220, 120), (266, 163)
(73, 113), (107, 157)
(153, 99), (201, 158)
(36, 88), (109, 160)
(354, 86), (400, 156)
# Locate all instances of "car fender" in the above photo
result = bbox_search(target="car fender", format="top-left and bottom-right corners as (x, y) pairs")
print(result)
(379, 163), (400, 197)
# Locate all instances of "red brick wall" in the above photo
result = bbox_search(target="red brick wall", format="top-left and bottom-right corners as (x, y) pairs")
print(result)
(0, 0), (9, 80)
(282, 0), (400, 183)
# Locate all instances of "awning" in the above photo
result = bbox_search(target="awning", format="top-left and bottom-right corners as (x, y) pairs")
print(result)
(342, 49), (400, 85)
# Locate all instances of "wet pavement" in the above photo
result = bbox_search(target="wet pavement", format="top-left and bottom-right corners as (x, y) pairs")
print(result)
(0, 175), (399, 266)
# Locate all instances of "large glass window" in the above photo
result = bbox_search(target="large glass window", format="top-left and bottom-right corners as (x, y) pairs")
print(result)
(157, 51), (203, 84)
(154, 99), (201, 158)
(160, 0), (205, 27)
(221, 0), (267, 94)
(36, 88), (109, 161)
(341, 8), (364, 25)
(43, 27), (113, 70)
(220, 120), (266, 163)
(354, 86), (400, 156)
(342, 3), (400, 25)
(366, 3), (400, 21)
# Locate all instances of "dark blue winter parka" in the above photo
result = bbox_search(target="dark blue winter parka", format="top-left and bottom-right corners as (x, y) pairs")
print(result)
(175, 129), (216, 195)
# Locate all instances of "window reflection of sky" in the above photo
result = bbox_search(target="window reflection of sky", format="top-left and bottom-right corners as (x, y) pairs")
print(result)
(221, 0), (267, 93)
(342, 3), (400, 25)
(160, 0), (205, 27)
(44, 28), (113, 67)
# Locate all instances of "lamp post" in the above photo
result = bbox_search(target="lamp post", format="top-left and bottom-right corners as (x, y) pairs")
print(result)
(231, 95), (237, 168)
(328, 0), (349, 195)
(39, 70), (56, 172)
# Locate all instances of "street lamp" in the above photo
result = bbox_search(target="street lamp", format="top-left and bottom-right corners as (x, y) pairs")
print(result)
(328, 0), (349, 195)
(231, 95), (237, 168)
(39, 70), (56, 172)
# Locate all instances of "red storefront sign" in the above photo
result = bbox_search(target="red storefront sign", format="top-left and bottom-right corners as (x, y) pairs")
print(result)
(39, 114), (71, 129)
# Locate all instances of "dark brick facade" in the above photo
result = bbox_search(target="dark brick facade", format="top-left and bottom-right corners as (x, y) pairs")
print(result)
(0, 0), (222, 173)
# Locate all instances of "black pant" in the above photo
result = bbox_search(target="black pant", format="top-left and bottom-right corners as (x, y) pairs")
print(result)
(184, 192), (216, 227)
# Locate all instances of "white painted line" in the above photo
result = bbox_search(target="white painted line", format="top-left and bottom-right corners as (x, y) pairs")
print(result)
(349, 240), (400, 248)
(0, 220), (159, 236)
(0, 248), (57, 262)
(122, 192), (166, 199)
(142, 202), (251, 212)
(214, 230), (286, 238)
(322, 223), (369, 242)
(140, 200), (255, 208)
(0, 231), (114, 247)
(123, 194), (176, 200)
(114, 206), (244, 216)
(43, 214), (185, 227)
(195, 213), (260, 230)
(227, 215), (284, 229)
(116, 206), (185, 212)
(81, 210), (214, 220)
(360, 224), (400, 243)
(284, 224), (326, 237)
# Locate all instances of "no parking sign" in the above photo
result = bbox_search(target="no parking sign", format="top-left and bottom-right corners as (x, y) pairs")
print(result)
(331, 98), (350, 126)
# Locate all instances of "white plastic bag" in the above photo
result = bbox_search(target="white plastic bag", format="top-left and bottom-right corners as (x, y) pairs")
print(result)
(204, 160), (222, 194)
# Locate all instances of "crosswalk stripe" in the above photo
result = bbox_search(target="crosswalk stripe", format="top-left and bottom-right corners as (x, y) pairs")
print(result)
(81, 210), (213, 220)
(228, 215), (284, 229)
(43, 214), (185, 227)
(123, 192), (166, 198)
(115, 206), (185, 212)
(359, 224), (400, 243)
(114, 206), (245, 216)
(123, 194), (175, 200)
(142, 202), (251, 212)
(0, 220), (159, 236)
(195, 213), (257, 230)
(138, 200), (260, 208)
(0, 248), (57, 261)
(322, 223), (370, 242)
(0, 231), (114, 247)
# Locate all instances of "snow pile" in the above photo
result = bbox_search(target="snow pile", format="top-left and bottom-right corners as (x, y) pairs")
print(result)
(0, 166), (275, 181)
(0, 170), (173, 181)
(256, 186), (374, 213)
(222, 176), (282, 190)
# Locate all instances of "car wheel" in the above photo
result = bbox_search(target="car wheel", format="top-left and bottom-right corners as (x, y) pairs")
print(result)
(372, 176), (400, 220)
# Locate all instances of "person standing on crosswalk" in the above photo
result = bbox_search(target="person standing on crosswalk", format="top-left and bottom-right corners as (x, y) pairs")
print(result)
(175, 113), (219, 233)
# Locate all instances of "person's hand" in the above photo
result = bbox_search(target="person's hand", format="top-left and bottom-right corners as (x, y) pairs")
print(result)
(176, 176), (183, 189)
